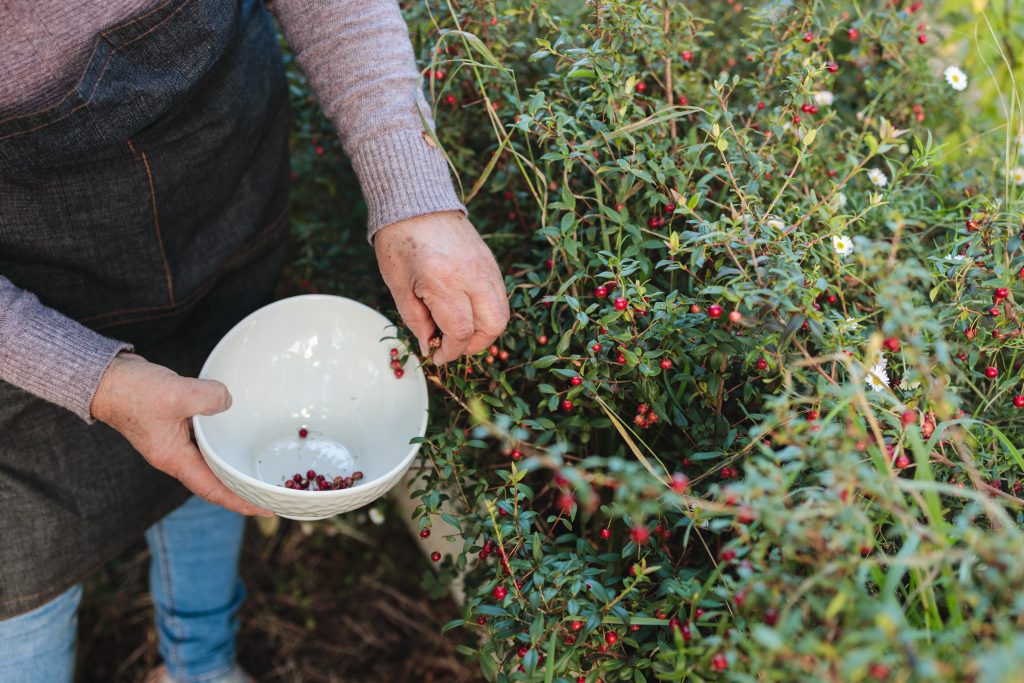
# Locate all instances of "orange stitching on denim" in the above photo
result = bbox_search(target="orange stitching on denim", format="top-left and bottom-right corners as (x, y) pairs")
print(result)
(0, 0), (197, 139)
(129, 139), (175, 305)
(79, 205), (290, 326)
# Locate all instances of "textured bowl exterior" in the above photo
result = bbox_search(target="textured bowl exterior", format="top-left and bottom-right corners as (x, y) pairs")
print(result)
(199, 445), (418, 520)
(192, 295), (429, 521)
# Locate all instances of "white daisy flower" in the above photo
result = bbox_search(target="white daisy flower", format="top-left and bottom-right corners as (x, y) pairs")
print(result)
(765, 216), (786, 231)
(845, 316), (860, 331)
(865, 361), (890, 392)
(368, 507), (386, 524)
(867, 168), (888, 187)
(832, 234), (854, 256)
(943, 66), (968, 91)
(945, 251), (966, 261)
(813, 90), (834, 106)
(1011, 167), (1024, 185)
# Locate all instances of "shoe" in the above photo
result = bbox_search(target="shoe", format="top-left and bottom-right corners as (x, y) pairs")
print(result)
(144, 664), (257, 683)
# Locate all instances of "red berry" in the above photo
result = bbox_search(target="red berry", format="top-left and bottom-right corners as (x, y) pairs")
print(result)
(476, 616), (486, 625)
(595, 285), (609, 298)
(985, 366), (999, 379)
(604, 631), (618, 645)
(712, 652), (728, 671)
(493, 585), (508, 600)
(537, 334), (548, 345)
(826, 62), (839, 73)
(895, 454), (911, 468)
(510, 449), (522, 461)
(847, 28), (860, 41)
(757, 101), (766, 110)
(419, 528), (431, 538)
(729, 310), (742, 323)
(571, 620), (584, 631)
(635, 81), (647, 93)
(561, 399), (574, 412)
(994, 287), (1009, 300)
(755, 357), (768, 371)
(498, 350), (509, 362)
(614, 297), (628, 311)
(917, 33), (927, 44)
(670, 472), (689, 493)
(1014, 395), (1024, 408)
(883, 337), (901, 352)
(869, 663), (891, 680)
(901, 410), (916, 427)
(394, 368), (404, 378)
(570, 376), (583, 387)
(681, 50), (693, 61)
(660, 358), (673, 370)
(966, 219), (978, 231)
(431, 551), (441, 562)
(764, 608), (778, 626)
(298, 427), (308, 439)
(793, 114), (801, 124)
(591, 343), (602, 353)
(708, 304), (723, 319)
(390, 348), (399, 357)
(600, 528), (612, 541)
(803, 32), (814, 42)
(721, 548), (736, 562)
(630, 525), (650, 544)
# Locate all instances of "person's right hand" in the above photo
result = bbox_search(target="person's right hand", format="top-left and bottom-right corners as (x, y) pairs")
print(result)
(90, 352), (272, 517)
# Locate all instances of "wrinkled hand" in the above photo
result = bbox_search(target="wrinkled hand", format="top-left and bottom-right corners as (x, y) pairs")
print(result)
(375, 211), (509, 364)
(91, 352), (272, 517)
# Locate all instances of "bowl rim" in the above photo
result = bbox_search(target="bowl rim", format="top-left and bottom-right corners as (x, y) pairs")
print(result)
(191, 294), (430, 498)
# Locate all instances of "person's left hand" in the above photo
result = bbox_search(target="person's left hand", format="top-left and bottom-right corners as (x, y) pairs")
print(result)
(374, 211), (509, 364)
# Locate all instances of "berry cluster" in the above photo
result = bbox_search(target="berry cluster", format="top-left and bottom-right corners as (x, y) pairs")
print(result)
(388, 347), (405, 378)
(632, 403), (660, 428)
(282, 468), (365, 491)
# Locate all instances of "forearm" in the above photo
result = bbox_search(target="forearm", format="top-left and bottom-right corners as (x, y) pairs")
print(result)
(269, 0), (466, 238)
(0, 277), (131, 422)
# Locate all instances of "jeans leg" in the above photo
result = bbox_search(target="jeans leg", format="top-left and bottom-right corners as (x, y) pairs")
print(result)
(0, 584), (81, 683)
(145, 496), (246, 683)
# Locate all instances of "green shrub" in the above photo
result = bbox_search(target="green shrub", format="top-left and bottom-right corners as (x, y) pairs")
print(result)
(287, 1), (1024, 680)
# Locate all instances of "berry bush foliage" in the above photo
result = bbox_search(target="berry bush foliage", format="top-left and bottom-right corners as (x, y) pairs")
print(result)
(285, 1), (1024, 681)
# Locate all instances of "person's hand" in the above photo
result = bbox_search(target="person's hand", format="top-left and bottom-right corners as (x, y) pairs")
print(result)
(91, 352), (272, 517)
(374, 211), (510, 364)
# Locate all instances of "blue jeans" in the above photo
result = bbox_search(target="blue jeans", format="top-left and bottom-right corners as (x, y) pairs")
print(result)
(0, 497), (246, 683)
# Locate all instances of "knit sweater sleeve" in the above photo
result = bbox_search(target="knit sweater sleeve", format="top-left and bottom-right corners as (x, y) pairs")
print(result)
(0, 276), (131, 423)
(268, 0), (467, 240)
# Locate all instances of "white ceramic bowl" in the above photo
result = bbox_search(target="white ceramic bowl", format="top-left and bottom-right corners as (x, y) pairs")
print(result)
(192, 295), (429, 520)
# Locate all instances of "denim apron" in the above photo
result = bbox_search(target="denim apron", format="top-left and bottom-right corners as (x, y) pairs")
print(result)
(0, 0), (290, 617)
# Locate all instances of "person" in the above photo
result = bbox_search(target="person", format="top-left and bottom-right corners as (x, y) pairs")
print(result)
(0, 1), (509, 681)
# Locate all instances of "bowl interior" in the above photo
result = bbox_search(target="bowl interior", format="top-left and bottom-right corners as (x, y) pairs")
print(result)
(194, 295), (428, 490)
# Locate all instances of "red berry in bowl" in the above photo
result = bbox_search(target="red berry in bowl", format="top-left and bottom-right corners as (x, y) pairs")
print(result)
(298, 427), (308, 438)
